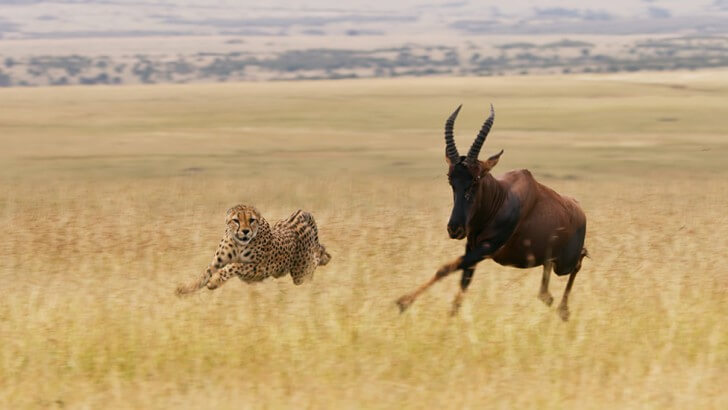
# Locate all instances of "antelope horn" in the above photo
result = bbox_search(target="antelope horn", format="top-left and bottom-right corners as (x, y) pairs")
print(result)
(465, 104), (495, 165)
(445, 104), (462, 162)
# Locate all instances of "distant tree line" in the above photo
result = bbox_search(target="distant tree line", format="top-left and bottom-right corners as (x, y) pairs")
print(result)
(1, 36), (727, 87)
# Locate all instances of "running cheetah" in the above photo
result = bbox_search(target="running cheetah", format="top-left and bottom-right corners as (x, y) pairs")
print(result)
(175, 205), (331, 295)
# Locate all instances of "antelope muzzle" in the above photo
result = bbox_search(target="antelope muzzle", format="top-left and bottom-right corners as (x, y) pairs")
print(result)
(447, 223), (466, 240)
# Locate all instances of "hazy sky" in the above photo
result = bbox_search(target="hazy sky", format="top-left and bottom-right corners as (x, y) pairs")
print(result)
(1, 0), (726, 40)
(0, 0), (724, 15)
(151, 0), (723, 15)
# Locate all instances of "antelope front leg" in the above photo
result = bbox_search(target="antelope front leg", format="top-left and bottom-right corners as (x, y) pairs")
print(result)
(396, 256), (463, 313)
(450, 267), (475, 316)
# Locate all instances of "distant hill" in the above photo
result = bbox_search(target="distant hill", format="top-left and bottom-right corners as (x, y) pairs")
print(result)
(0, 1), (727, 86)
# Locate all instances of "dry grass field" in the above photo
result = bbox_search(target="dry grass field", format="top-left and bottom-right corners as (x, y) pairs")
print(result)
(1, 71), (727, 409)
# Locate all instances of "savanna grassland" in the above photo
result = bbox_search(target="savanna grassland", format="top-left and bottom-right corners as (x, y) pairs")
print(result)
(1, 71), (727, 409)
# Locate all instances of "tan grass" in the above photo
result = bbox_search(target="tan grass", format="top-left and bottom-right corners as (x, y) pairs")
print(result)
(1, 72), (727, 409)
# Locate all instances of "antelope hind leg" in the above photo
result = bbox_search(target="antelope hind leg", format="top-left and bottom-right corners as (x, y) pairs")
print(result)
(557, 269), (577, 321)
(557, 248), (587, 321)
(538, 261), (554, 307)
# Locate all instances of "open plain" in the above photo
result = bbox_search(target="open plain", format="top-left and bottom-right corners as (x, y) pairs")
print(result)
(1, 71), (727, 409)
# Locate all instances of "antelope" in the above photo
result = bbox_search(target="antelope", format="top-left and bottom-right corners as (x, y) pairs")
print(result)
(396, 104), (588, 321)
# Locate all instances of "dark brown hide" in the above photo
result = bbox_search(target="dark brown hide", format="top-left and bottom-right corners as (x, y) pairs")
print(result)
(483, 169), (587, 275)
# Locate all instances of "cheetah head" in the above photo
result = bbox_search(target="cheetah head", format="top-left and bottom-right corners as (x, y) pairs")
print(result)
(226, 205), (262, 245)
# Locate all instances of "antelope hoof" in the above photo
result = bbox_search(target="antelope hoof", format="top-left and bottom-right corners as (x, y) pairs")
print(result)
(538, 292), (554, 307)
(450, 294), (464, 316)
(558, 304), (570, 322)
(396, 295), (413, 313)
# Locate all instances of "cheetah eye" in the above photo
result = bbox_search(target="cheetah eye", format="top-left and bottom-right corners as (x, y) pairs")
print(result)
(232, 219), (239, 225)
(249, 218), (256, 224)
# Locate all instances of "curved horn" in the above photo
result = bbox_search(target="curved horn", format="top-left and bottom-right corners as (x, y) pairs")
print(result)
(465, 104), (495, 165)
(445, 104), (462, 162)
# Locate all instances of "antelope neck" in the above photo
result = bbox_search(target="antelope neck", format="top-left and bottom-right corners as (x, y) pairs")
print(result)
(469, 173), (507, 229)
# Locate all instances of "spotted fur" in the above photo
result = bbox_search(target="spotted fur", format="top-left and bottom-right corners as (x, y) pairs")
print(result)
(176, 205), (331, 295)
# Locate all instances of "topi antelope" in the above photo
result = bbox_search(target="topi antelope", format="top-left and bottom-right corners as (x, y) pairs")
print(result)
(396, 104), (588, 321)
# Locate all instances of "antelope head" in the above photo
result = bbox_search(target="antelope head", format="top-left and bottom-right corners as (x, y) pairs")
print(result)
(444, 104), (503, 239)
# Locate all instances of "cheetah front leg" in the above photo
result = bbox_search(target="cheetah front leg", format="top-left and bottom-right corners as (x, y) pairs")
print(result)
(200, 263), (266, 291)
(233, 263), (270, 284)
(207, 263), (265, 289)
(205, 264), (242, 290)
(175, 265), (216, 296)
(175, 236), (237, 296)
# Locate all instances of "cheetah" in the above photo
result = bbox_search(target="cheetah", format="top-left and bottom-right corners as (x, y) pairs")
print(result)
(175, 205), (331, 295)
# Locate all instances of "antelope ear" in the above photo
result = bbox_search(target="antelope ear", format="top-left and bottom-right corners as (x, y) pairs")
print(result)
(446, 155), (454, 166)
(482, 149), (504, 171)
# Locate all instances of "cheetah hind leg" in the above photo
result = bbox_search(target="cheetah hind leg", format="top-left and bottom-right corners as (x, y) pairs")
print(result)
(316, 244), (331, 266)
(290, 257), (320, 286)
